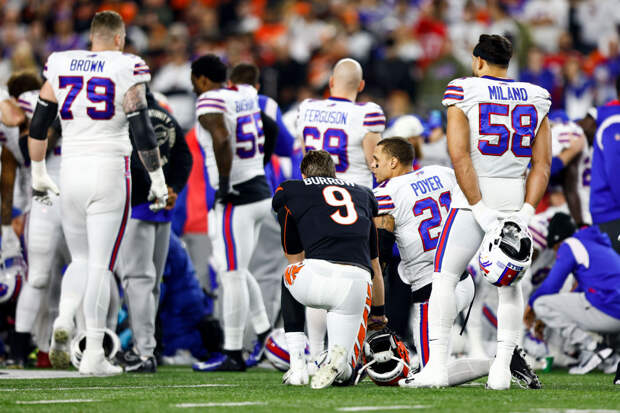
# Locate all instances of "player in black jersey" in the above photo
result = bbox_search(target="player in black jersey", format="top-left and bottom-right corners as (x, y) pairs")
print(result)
(272, 150), (386, 389)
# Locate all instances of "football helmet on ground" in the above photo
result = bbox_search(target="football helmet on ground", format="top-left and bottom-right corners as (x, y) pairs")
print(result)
(264, 328), (310, 371)
(356, 328), (411, 386)
(70, 328), (121, 369)
(0, 257), (25, 303)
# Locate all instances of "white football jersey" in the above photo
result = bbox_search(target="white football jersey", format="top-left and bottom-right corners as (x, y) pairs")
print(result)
(296, 97), (385, 188)
(195, 84), (265, 188)
(442, 76), (551, 211)
(43, 50), (151, 158)
(373, 165), (458, 291)
(18, 90), (62, 181)
(550, 121), (592, 224)
(0, 123), (23, 166)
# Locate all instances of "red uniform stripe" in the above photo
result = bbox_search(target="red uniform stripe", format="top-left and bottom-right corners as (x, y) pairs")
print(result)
(108, 157), (131, 271)
(223, 204), (237, 270)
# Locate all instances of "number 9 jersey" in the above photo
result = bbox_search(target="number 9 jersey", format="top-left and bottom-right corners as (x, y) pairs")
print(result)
(195, 84), (265, 188)
(442, 76), (551, 211)
(296, 97), (386, 188)
(44, 50), (151, 157)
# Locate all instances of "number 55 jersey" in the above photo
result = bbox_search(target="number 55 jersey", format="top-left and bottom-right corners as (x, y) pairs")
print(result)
(44, 50), (151, 157)
(442, 76), (551, 212)
(272, 177), (379, 272)
(373, 166), (458, 290)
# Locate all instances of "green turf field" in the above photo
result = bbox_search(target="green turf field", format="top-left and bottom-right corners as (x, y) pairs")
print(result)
(0, 367), (618, 412)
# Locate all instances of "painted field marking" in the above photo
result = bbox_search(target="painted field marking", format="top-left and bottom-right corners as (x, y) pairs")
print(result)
(175, 402), (267, 408)
(337, 406), (428, 412)
(1, 384), (233, 392)
(17, 399), (98, 405)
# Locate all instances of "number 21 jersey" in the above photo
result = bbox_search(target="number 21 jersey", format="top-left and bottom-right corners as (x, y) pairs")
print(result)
(442, 76), (551, 211)
(44, 50), (151, 157)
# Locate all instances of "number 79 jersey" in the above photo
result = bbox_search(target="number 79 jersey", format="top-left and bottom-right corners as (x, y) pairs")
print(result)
(442, 76), (551, 211)
(373, 166), (458, 291)
(195, 84), (265, 188)
(44, 50), (151, 157)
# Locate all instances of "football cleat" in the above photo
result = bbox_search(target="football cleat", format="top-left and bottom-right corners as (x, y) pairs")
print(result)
(569, 345), (613, 375)
(614, 359), (620, 385)
(125, 355), (157, 373)
(79, 350), (123, 376)
(192, 353), (246, 372)
(510, 347), (542, 389)
(245, 339), (266, 368)
(49, 325), (72, 369)
(283, 367), (309, 386)
(399, 362), (448, 388)
(310, 345), (347, 389)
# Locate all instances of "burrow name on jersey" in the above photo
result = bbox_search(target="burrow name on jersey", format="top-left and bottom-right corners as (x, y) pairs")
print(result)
(303, 176), (356, 187)
(69, 58), (105, 72)
(302, 109), (347, 124)
(488, 85), (528, 101)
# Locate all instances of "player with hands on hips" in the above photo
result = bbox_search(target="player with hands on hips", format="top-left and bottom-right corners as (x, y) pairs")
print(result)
(411, 34), (551, 390)
(28, 11), (167, 375)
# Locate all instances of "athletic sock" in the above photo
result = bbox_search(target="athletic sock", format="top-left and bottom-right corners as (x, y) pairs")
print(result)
(427, 271), (460, 367)
(285, 332), (308, 371)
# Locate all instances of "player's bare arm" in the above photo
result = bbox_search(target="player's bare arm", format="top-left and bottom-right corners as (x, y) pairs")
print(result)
(373, 214), (395, 232)
(199, 112), (234, 193)
(285, 252), (305, 264)
(0, 97), (25, 127)
(123, 82), (162, 172)
(368, 256), (388, 330)
(0, 149), (17, 225)
(557, 134), (585, 167)
(362, 132), (381, 169)
(524, 116), (551, 209)
(563, 158), (585, 226)
(447, 106), (481, 205)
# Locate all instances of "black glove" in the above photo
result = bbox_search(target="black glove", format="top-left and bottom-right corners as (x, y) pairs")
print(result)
(216, 175), (240, 203)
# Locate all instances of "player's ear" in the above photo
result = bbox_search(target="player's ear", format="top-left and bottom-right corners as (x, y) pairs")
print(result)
(358, 79), (365, 93)
(328, 76), (334, 90)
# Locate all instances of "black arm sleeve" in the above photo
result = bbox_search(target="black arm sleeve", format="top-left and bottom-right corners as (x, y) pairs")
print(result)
(377, 228), (396, 265)
(29, 98), (58, 140)
(369, 221), (379, 260)
(276, 207), (303, 255)
(127, 108), (157, 151)
(166, 114), (193, 194)
(261, 110), (278, 166)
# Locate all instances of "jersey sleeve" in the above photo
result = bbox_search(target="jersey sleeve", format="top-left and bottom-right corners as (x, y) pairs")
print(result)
(532, 86), (552, 120)
(277, 206), (304, 255)
(196, 90), (227, 117)
(272, 183), (288, 212)
(441, 79), (466, 107)
(42, 53), (57, 82)
(17, 90), (39, 120)
(130, 55), (151, 85)
(372, 185), (393, 215)
(369, 221), (379, 260)
(362, 102), (386, 133)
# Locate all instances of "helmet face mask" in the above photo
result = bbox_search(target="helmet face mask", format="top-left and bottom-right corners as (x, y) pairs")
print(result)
(71, 329), (121, 369)
(0, 257), (25, 304)
(478, 218), (533, 287)
(358, 329), (410, 386)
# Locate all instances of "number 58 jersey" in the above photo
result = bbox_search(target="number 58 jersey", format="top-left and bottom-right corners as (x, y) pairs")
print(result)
(373, 166), (457, 291)
(442, 76), (551, 211)
(296, 97), (386, 188)
(44, 50), (151, 158)
(195, 84), (265, 188)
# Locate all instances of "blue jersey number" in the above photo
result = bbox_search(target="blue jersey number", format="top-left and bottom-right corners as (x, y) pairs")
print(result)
(236, 112), (264, 159)
(59, 76), (115, 120)
(478, 103), (538, 158)
(303, 127), (348, 172)
(412, 191), (451, 251)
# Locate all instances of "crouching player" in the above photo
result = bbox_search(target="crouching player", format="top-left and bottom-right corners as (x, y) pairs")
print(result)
(272, 150), (386, 389)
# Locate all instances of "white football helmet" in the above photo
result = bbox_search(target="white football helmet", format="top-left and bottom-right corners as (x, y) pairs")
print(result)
(70, 328), (121, 369)
(0, 257), (25, 304)
(478, 217), (533, 287)
(356, 329), (411, 386)
(264, 328), (310, 372)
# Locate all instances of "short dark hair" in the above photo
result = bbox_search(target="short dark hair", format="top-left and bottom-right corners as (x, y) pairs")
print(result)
(377, 137), (414, 166)
(300, 150), (336, 178)
(7, 70), (42, 98)
(473, 34), (512, 68)
(90, 11), (125, 38)
(191, 54), (227, 83)
(230, 63), (260, 86)
(546, 212), (576, 247)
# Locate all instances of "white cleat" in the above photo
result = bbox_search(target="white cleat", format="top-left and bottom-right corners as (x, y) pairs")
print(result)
(283, 367), (309, 386)
(310, 345), (347, 389)
(79, 350), (123, 376)
(487, 360), (511, 390)
(307, 360), (318, 377)
(400, 364), (448, 388)
(49, 325), (72, 369)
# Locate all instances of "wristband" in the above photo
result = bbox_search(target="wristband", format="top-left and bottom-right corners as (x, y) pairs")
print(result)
(370, 305), (385, 316)
(219, 175), (230, 192)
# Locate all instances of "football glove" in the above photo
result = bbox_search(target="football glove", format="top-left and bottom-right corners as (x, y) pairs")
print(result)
(471, 200), (499, 232)
(515, 203), (535, 225)
(31, 160), (60, 196)
(216, 175), (240, 203)
(148, 168), (168, 212)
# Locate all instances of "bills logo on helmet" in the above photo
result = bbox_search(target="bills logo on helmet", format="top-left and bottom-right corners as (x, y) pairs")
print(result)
(264, 328), (310, 371)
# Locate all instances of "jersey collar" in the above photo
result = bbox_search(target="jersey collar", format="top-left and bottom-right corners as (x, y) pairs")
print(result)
(481, 75), (514, 82)
(328, 96), (352, 102)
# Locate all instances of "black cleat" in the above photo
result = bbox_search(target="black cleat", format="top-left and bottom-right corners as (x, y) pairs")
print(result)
(614, 359), (620, 385)
(510, 347), (542, 389)
(193, 353), (246, 372)
(125, 355), (157, 373)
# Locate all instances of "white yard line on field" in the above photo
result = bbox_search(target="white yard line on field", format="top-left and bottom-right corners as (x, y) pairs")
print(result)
(337, 406), (428, 412)
(0, 384), (234, 392)
(16, 399), (98, 405)
(175, 402), (267, 408)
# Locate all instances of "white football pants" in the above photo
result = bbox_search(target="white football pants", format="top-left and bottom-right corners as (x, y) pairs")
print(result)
(283, 259), (372, 367)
